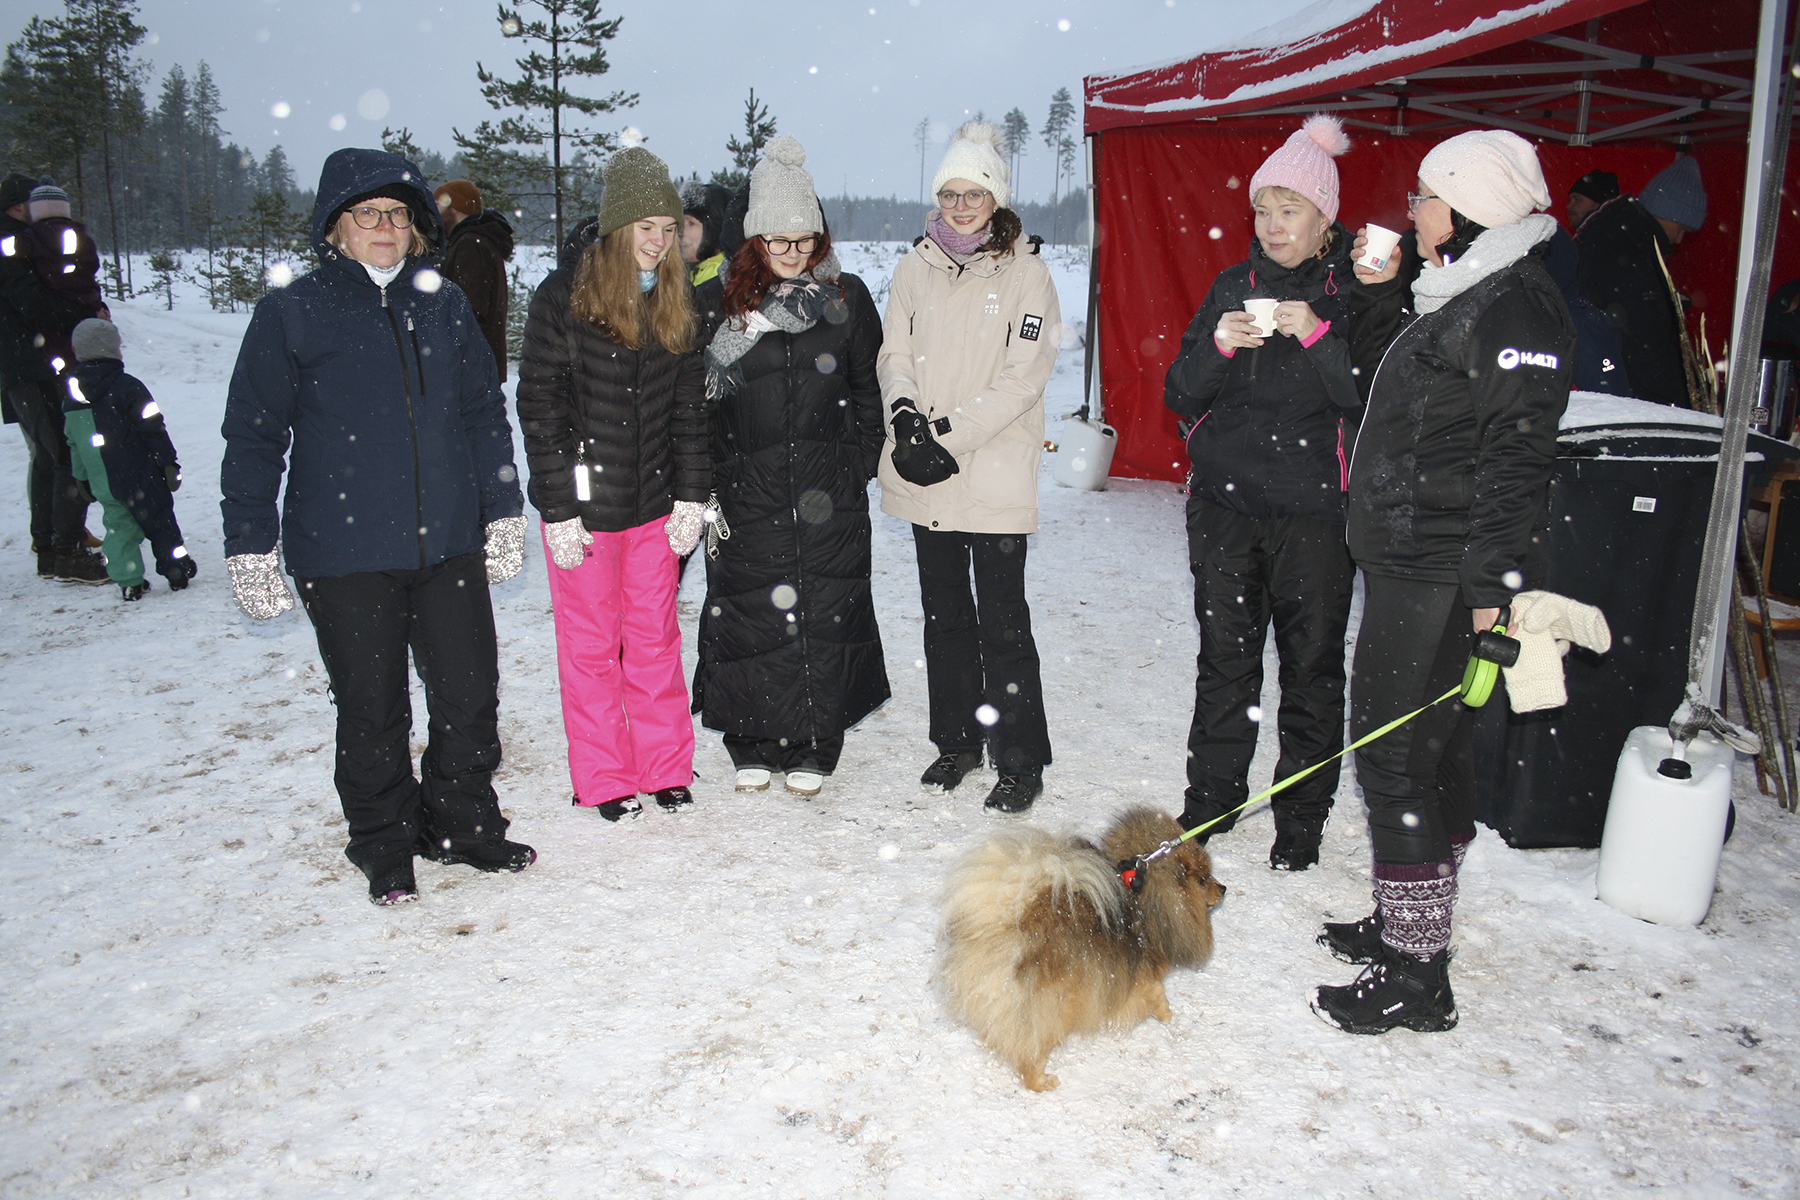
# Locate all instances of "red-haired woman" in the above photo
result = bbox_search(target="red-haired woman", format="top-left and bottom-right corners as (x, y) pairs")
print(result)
(691, 135), (889, 798)
(516, 147), (709, 821)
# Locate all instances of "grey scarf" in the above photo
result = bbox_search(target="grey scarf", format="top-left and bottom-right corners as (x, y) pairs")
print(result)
(704, 250), (844, 400)
(1411, 214), (1558, 315)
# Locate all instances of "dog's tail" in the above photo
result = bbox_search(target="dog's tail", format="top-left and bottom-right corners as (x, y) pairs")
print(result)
(937, 828), (1126, 1028)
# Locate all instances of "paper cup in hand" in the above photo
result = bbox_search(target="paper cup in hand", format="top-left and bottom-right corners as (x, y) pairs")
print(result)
(1243, 298), (1279, 337)
(1359, 223), (1402, 271)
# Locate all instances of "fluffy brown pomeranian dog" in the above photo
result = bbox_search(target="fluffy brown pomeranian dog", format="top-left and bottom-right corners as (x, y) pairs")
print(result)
(937, 807), (1226, 1091)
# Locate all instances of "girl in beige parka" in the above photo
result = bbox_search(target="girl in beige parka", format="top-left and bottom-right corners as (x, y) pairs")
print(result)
(877, 119), (1061, 814)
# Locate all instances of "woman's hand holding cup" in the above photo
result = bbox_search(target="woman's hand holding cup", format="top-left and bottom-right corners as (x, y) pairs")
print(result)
(1214, 308), (1266, 351)
(1353, 225), (1402, 284)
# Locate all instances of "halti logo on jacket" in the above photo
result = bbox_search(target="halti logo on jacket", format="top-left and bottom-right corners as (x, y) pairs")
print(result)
(1497, 347), (1559, 371)
(1020, 314), (1043, 341)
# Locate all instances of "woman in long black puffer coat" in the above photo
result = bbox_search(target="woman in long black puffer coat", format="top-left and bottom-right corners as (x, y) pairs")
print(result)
(693, 135), (889, 798)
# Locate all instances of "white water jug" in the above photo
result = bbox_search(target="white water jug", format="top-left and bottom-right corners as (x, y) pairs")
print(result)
(1596, 726), (1734, 927)
(1051, 419), (1116, 491)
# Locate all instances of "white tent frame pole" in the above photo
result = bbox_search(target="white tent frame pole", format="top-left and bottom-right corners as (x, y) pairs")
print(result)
(1686, 0), (1792, 714)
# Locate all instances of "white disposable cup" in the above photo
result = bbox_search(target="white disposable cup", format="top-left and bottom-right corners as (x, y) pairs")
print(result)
(1243, 298), (1279, 337)
(1359, 223), (1402, 271)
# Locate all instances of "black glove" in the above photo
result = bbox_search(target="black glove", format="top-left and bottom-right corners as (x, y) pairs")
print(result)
(73, 477), (95, 505)
(889, 400), (959, 487)
(164, 463), (182, 492)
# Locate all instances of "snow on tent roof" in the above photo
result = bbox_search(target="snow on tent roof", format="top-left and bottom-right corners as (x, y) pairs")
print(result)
(1085, 0), (1633, 130)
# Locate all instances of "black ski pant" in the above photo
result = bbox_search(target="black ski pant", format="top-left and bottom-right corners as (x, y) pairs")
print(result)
(1350, 573), (1478, 865)
(912, 526), (1052, 772)
(1183, 499), (1354, 834)
(7, 379), (87, 550)
(297, 552), (509, 876)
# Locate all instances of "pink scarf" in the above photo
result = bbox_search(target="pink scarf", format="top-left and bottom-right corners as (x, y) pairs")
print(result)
(927, 210), (991, 257)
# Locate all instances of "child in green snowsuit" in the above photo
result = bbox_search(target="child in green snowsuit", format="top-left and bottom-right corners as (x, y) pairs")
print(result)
(62, 318), (196, 600)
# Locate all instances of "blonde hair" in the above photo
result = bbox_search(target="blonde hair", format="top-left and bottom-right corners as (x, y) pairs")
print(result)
(1250, 185), (1336, 258)
(569, 224), (695, 354)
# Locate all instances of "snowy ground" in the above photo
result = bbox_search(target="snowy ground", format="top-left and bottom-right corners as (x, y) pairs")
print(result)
(2, 246), (1797, 1198)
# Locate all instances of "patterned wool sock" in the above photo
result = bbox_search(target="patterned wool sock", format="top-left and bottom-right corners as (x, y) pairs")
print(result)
(1374, 858), (1457, 959)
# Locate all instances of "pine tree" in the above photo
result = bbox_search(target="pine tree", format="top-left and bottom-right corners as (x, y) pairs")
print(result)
(143, 246), (178, 309)
(710, 88), (774, 191)
(1041, 88), (1075, 243)
(153, 64), (190, 241)
(452, 0), (637, 252)
(1002, 108), (1030, 199)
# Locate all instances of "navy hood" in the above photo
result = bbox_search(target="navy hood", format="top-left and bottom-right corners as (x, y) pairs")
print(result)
(311, 147), (442, 259)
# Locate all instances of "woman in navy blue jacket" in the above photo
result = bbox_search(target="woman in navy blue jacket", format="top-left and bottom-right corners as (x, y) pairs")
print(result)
(220, 148), (533, 907)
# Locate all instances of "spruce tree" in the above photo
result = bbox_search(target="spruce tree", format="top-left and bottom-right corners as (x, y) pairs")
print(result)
(710, 88), (774, 191)
(1002, 108), (1030, 200)
(452, 0), (637, 251)
(1041, 88), (1075, 243)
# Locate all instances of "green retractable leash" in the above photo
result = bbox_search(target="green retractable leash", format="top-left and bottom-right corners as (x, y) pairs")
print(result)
(1116, 610), (1524, 890)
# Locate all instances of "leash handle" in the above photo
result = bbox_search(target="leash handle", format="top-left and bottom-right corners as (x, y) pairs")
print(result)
(1173, 684), (1464, 846)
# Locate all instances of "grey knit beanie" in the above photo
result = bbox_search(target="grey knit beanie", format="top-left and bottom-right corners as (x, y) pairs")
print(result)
(597, 147), (682, 238)
(72, 318), (121, 362)
(743, 135), (823, 239)
(1639, 156), (1706, 230)
(29, 182), (69, 207)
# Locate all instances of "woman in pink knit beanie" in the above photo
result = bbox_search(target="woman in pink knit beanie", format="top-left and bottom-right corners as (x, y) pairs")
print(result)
(1163, 113), (1379, 873)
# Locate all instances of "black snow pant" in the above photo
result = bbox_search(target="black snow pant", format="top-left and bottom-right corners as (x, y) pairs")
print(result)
(1182, 498), (1354, 836)
(297, 552), (510, 877)
(724, 733), (844, 774)
(1350, 573), (1479, 865)
(912, 526), (1052, 772)
(7, 379), (87, 550)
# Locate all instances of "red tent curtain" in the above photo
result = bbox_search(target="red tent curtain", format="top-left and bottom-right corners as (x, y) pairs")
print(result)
(1095, 125), (1798, 483)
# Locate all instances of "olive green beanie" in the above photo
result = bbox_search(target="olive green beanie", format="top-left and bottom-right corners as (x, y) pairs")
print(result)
(597, 147), (682, 237)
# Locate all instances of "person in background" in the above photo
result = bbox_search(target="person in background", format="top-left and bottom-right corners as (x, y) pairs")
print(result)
(433, 180), (516, 382)
(1322, 130), (1574, 1035)
(221, 147), (534, 907)
(1574, 156), (1703, 407)
(0, 172), (104, 583)
(681, 181), (733, 286)
(1163, 113), (1369, 872)
(1564, 169), (1618, 233)
(62, 317), (195, 601)
(691, 135), (889, 799)
(516, 146), (709, 822)
(877, 120), (1061, 814)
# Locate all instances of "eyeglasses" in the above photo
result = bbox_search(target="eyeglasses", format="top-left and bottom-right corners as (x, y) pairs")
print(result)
(763, 235), (820, 255)
(348, 204), (416, 230)
(1406, 191), (1440, 213)
(936, 189), (992, 209)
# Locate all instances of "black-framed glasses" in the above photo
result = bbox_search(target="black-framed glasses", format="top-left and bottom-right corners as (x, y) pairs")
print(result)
(763, 235), (820, 255)
(936, 189), (992, 209)
(1406, 191), (1439, 213)
(349, 204), (416, 230)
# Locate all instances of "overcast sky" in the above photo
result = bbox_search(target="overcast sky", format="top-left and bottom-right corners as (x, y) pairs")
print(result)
(119, 0), (1320, 205)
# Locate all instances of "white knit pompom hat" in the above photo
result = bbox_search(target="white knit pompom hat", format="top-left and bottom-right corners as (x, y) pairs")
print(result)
(931, 120), (1011, 210)
(743, 134), (824, 238)
(1418, 130), (1551, 229)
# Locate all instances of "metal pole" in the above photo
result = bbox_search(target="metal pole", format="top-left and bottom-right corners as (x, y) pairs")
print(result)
(1682, 0), (1792, 725)
(1082, 132), (1101, 423)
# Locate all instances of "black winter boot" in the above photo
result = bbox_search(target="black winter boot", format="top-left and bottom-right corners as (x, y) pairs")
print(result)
(983, 769), (1042, 813)
(419, 827), (536, 872)
(1270, 819), (1325, 871)
(365, 859), (418, 907)
(921, 749), (982, 793)
(1312, 944), (1458, 1035)
(1177, 789), (1240, 843)
(1318, 905), (1384, 964)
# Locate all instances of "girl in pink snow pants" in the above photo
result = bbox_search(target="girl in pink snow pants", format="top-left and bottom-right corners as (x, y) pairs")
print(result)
(514, 146), (711, 820)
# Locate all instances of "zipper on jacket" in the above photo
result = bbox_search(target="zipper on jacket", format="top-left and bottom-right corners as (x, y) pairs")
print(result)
(384, 304), (428, 568)
(1343, 312), (1421, 488)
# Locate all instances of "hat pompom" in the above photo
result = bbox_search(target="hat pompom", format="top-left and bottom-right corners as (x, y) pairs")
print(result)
(954, 120), (1007, 157)
(1302, 113), (1350, 158)
(765, 134), (806, 169)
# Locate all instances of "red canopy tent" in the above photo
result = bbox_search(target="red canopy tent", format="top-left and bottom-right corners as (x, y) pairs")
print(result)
(1082, 0), (1799, 482)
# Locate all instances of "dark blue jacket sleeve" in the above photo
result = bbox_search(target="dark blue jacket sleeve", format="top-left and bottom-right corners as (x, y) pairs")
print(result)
(219, 296), (298, 558)
(119, 374), (178, 472)
(448, 287), (524, 524)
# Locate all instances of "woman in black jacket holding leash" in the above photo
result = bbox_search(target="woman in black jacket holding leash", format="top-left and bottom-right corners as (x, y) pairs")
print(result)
(692, 136), (889, 799)
(1313, 130), (1575, 1036)
(221, 147), (533, 906)
(1164, 115), (1370, 872)
(516, 147), (709, 822)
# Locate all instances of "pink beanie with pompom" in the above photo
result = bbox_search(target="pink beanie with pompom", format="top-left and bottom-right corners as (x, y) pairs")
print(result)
(1248, 114), (1350, 222)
